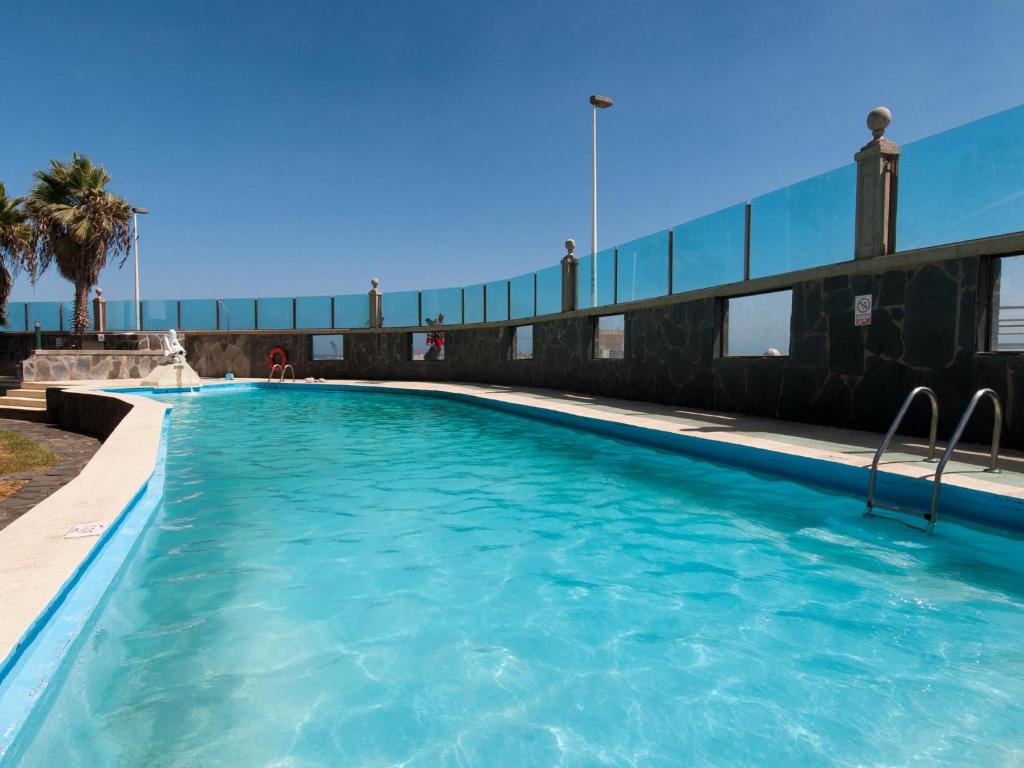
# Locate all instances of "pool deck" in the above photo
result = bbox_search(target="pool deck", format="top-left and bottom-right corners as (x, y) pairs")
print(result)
(1, 376), (1023, 665)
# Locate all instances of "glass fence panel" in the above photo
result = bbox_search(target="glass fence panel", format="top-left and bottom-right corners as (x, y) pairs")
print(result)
(179, 299), (217, 330)
(673, 204), (746, 292)
(105, 300), (136, 331)
(421, 286), (462, 325)
(616, 230), (669, 303)
(257, 297), (294, 329)
(142, 300), (177, 331)
(509, 273), (535, 319)
(333, 294), (368, 329)
(576, 251), (616, 308)
(28, 302), (61, 331)
(217, 299), (255, 330)
(485, 280), (509, 322)
(382, 290), (420, 327)
(749, 163), (856, 278)
(2, 303), (27, 331)
(464, 284), (485, 324)
(61, 301), (93, 331)
(295, 295), (332, 329)
(576, 254), (593, 310)
(536, 264), (562, 316)
(898, 104), (1024, 250)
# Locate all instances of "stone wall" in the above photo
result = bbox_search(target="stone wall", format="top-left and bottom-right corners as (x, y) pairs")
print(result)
(21, 350), (164, 382)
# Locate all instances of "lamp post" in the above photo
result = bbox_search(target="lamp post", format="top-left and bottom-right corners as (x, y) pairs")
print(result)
(131, 207), (149, 330)
(589, 94), (613, 306)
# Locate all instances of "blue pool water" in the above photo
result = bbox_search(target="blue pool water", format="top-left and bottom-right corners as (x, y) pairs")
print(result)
(7, 388), (1024, 766)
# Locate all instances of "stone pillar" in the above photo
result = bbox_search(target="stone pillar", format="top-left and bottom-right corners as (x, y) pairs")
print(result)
(92, 287), (107, 333)
(854, 106), (900, 260)
(368, 277), (382, 329)
(561, 238), (578, 313)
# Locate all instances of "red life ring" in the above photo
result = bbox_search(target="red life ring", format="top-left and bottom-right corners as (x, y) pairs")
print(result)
(267, 346), (288, 369)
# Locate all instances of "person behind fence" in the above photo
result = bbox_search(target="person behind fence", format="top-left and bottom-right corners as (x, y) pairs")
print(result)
(424, 313), (445, 360)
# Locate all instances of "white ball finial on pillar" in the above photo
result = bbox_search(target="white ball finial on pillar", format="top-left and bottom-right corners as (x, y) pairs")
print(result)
(867, 106), (892, 141)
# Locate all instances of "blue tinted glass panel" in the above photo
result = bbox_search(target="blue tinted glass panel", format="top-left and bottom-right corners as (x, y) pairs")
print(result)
(257, 297), (294, 329)
(179, 299), (217, 330)
(141, 300), (176, 331)
(673, 204), (746, 292)
(104, 300), (135, 331)
(576, 254), (593, 310)
(421, 287), (462, 325)
(898, 105), (1024, 250)
(61, 301), (94, 331)
(485, 280), (508, 322)
(464, 284), (485, 324)
(295, 296), (332, 329)
(749, 164), (856, 278)
(27, 302), (60, 331)
(2, 302), (27, 331)
(217, 299), (255, 330)
(333, 294), (368, 328)
(382, 290), (420, 327)
(616, 230), (669, 303)
(509, 273), (535, 319)
(536, 265), (561, 316)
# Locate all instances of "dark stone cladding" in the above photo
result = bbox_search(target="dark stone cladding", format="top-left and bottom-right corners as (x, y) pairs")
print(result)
(174, 253), (1024, 449)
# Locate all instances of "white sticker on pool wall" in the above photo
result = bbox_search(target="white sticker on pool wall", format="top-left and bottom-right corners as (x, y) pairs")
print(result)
(854, 294), (872, 326)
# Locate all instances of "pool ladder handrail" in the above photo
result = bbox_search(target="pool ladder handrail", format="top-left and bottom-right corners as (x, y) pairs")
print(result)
(267, 363), (296, 384)
(866, 386), (939, 529)
(926, 388), (1002, 532)
(867, 387), (1003, 533)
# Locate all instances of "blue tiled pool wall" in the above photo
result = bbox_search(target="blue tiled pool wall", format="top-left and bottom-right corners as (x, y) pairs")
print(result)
(4, 104), (1023, 334)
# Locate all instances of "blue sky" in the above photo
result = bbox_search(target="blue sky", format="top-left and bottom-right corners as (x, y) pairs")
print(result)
(3, 0), (1023, 302)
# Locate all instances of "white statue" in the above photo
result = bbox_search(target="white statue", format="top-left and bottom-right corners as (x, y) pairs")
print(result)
(160, 328), (186, 361)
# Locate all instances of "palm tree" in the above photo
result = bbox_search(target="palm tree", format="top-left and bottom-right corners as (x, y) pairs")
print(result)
(0, 182), (36, 327)
(26, 154), (133, 334)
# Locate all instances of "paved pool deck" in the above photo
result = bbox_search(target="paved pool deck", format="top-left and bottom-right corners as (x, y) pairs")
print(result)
(2, 376), (1023, 665)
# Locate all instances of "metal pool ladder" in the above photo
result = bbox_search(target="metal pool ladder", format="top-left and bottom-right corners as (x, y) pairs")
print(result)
(866, 387), (1003, 532)
(267, 363), (295, 384)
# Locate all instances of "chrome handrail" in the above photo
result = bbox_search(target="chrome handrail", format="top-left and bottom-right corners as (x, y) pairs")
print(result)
(927, 388), (1003, 532)
(281, 364), (295, 383)
(267, 363), (283, 383)
(867, 386), (939, 514)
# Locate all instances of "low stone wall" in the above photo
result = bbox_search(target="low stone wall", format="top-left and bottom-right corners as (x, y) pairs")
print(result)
(45, 388), (135, 440)
(22, 350), (164, 382)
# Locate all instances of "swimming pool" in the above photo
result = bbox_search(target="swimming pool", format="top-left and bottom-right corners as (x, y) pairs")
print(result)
(5, 387), (1024, 765)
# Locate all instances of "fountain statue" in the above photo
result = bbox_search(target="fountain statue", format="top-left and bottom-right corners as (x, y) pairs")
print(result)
(141, 328), (203, 389)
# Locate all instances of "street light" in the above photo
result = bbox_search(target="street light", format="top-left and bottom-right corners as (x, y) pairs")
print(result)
(589, 94), (613, 306)
(131, 206), (149, 330)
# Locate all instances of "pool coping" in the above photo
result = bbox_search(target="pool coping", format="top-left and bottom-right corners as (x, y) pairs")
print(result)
(1, 378), (1023, 758)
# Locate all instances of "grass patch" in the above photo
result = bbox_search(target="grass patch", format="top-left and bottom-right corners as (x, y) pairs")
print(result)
(0, 430), (59, 473)
(0, 478), (28, 501)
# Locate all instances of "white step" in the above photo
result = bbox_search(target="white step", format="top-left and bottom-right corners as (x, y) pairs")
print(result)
(0, 396), (46, 409)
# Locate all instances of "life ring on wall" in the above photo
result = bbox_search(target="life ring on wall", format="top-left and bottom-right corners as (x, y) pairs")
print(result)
(267, 346), (289, 369)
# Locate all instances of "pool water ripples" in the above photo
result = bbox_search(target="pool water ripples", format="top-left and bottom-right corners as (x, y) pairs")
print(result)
(7, 389), (1024, 766)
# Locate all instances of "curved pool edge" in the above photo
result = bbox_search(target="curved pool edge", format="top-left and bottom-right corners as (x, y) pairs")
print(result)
(0, 390), (169, 759)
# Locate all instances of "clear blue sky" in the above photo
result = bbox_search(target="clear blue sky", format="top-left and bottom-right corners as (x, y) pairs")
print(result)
(3, 0), (1022, 303)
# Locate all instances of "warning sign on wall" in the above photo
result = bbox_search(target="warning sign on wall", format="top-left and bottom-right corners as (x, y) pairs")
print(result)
(854, 294), (872, 326)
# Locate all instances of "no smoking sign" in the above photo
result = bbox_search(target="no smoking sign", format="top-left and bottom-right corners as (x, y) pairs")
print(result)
(854, 294), (872, 326)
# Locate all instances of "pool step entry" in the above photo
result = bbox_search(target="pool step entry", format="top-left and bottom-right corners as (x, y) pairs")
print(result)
(867, 387), (1003, 532)
(266, 364), (296, 384)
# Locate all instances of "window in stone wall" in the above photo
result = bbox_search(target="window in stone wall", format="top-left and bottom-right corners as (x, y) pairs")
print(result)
(990, 254), (1024, 351)
(593, 314), (625, 359)
(512, 325), (534, 360)
(311, 334), (344, 360)
(411, 331), (446, 361)
(725, 290), (792, 356)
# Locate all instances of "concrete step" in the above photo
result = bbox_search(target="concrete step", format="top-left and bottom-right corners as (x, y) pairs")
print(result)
(18, 382), (52, 391)
(5, 389), (47, 400)
(0, 396), (46, 410)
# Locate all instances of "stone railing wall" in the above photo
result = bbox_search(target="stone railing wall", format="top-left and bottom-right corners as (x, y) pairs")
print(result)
(21, 350), (164, 382)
